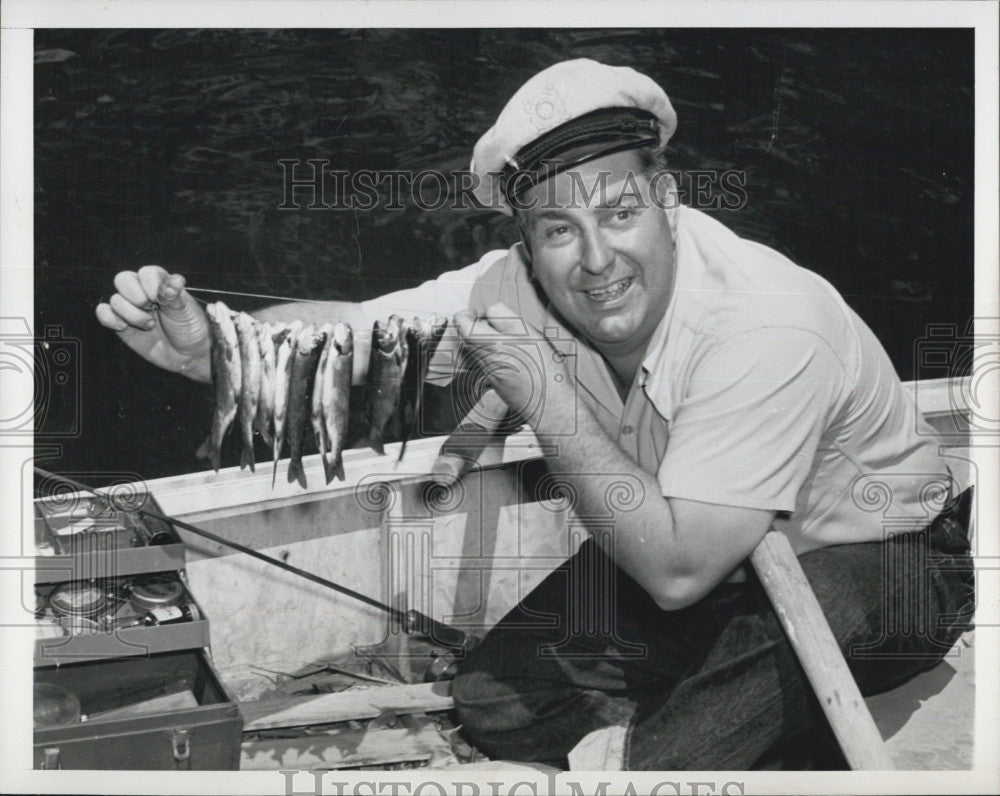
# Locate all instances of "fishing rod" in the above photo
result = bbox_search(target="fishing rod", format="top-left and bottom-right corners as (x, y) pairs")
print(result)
(32, 466), (476, 666)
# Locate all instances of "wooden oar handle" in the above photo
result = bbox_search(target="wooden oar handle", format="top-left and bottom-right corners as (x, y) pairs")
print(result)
(431, 389), (511, 486)
(750, 531), (895, 770)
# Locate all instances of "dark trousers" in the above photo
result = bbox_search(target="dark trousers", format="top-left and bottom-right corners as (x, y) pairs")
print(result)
(451, 490), (975, 770)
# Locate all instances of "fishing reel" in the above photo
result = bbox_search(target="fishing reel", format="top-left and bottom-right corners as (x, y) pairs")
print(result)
(402, 608), (480, 683)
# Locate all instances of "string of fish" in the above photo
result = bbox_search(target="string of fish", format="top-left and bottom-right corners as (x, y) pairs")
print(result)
(180, 287), (447, 489)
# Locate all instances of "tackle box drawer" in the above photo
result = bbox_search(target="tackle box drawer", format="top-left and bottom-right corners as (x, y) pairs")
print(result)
(34, 648), (242, 770)
(34, 571), (211, 666)
(34, 491), (185, 583)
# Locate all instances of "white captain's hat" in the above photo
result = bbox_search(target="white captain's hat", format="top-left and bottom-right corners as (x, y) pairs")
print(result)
(470, 59), (677, 213)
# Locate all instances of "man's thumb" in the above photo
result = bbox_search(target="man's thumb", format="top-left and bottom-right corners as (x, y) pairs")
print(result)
(155, 273), (209, 353)
(157, 273), (190, 312)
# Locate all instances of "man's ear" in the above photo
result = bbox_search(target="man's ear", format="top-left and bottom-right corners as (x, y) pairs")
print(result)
(653, 172), (681, 240)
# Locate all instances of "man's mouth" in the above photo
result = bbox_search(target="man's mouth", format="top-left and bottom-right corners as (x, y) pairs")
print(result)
(583, 277), (633, 302)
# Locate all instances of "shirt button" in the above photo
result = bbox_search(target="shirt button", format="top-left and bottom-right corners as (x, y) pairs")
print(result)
(622, 425), (635, 436)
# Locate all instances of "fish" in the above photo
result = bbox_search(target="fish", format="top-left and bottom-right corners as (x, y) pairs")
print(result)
(205, 302), (242, 472)
(397, 315), (447, 461)
(272, 320), (302, 486)
(286, 324), (328, 488)
(254, 321), (278, 447)
(321, 322), (353, 482)
(234, 312), (262, 472)
(366, 315), (407, 456)
(311, 323), (334, 480)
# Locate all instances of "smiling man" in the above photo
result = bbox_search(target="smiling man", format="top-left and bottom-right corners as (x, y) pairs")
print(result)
(438, 60), (973, 770)
(97, 59), (974, 770)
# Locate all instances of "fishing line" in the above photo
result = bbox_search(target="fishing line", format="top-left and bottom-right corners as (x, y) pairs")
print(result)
(185, 286), (334, 305)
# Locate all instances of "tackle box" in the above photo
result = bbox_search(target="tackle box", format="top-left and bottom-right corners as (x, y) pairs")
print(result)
(34, 491), (185, 583)
(32, 488), (241, 769)
(34, 571), (211, 666)
(34, 648), (242, 770)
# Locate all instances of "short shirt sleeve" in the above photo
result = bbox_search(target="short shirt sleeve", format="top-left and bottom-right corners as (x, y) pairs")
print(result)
(657, 327), (845, 512)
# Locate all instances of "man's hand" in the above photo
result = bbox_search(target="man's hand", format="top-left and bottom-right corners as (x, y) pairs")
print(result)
(95, 266), (211, 383)
(454, 302), (576, 436)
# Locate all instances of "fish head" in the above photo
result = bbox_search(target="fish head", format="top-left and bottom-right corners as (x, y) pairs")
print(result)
(214, 303), (239, 350)
(271, 322), (294, 350)
(333, 322), (353, 355)
(409, 316), (429, 337)
(296, 323), (325, 355)
(372, 317), (400, 353)
(236, 311), (256, 335)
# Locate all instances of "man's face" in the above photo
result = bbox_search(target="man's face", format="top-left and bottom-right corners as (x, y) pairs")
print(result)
(519, 150), (676, 363)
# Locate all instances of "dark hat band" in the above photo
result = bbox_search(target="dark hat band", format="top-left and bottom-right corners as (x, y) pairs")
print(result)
(501, 107), (660, 205)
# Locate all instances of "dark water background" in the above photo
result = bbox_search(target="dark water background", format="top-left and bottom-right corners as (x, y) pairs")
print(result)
(32, 29), (974, 485)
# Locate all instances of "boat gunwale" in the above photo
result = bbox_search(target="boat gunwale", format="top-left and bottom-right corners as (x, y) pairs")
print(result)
(36, 376), (972, 523)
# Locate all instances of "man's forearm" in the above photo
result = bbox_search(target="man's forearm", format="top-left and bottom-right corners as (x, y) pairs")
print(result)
(534, 386), (687, 607)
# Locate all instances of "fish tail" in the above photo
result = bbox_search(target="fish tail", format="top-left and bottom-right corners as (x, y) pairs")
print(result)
(397, 437), (408, 462)
(287, 456), (308, 489)
(333, 455), (345, 482)
(208, 424), (223, 472)
(271, 432), (282, 486)
(369, 429), (385, 456)
(322, 454), (335, 485)
(240, 444), (256, 473)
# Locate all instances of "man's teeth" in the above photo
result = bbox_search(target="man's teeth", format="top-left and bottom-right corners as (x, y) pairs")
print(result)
(585, 278), (632, 300)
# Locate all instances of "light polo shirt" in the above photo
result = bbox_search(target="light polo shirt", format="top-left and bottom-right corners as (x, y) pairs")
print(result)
(362, 206), (951, 554)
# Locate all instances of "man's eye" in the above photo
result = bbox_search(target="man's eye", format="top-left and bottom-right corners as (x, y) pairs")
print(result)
(546, 225), (570, 239)
(614, 208), (637, 221)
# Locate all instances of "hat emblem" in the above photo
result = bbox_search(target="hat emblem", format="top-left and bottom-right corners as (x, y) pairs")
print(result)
(521, 83), (567, 134)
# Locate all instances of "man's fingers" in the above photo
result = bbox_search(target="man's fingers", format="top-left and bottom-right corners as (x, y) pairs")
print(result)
(485, 302), (516, 320)
(485, 302), (554, 341)
(112, 271), (153, 308)
(454, 309), (479, 340)
(136, 265), (171, 304)
(108, 293), (156, 329)
(483, 318), (526, 336)
(95, 302), (128, 332)
(456, 305), (527, 341)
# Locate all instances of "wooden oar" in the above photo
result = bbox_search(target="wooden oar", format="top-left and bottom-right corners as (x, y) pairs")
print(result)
(430, 389), (511, 486)
(430, 394), (895, 770)
(751, 531), (894, 769)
